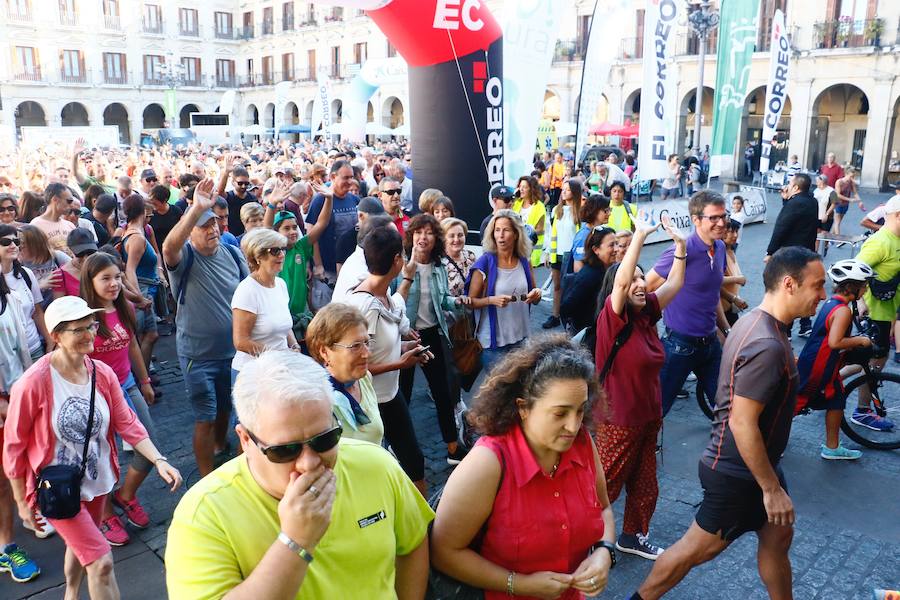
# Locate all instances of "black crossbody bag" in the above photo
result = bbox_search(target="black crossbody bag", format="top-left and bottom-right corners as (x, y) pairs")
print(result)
(36, 361), (96, 520)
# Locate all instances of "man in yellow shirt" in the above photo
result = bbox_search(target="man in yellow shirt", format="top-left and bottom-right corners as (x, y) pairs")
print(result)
(166, 351), (434, 599)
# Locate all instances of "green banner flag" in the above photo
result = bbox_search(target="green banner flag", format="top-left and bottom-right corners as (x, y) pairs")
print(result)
(709, 0), (759, 177)
(164, 88), (177, 122)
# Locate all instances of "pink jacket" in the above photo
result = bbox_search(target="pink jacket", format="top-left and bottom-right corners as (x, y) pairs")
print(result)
(3, 354), (149, 505)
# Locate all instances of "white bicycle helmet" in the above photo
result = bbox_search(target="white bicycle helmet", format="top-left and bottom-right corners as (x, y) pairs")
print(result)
(828, 259), (874, 284)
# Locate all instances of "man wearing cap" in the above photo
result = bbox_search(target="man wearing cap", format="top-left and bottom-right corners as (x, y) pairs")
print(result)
(162, 178), (249, 477)
(336, 196), (384, 272)
(138, 169), (158, 200)
(216, 153), (258, 237)
(479, 184), (515, 241)
(66, 227), (98, 260)
(31, 183), (76, 254)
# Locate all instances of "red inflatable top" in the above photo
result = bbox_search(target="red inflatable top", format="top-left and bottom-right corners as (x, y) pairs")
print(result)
(367, 0), (502, 67)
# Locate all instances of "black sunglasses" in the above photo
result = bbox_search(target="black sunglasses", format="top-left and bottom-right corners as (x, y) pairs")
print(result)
(265, 246), (288, 257)
(0, 205), (16, 213)
(382, 188), (401, 195)
(145, 177), (158, 183)
(245, 422), (343, 463)
(507, 294), (529, 302)
(0, 237), (20, 247)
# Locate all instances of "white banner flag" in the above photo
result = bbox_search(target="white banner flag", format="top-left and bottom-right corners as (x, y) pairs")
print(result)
(574, 3), (626, 164)
(502, 0), (561, 185)
(274, 81), (292, 139)
(637, 0), (682, 181)
(759, 9), (789, 174)
(310, 68), (333, 142)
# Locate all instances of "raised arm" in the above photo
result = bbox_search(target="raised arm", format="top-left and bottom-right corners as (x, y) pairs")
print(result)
(306, 183), (334, 246)
(163, 178), (216, 268)
(610, 216), (660, 316)
(216, 153), (234, 198)
(654, 218), (688, 309)
(71, 137), (87, 185)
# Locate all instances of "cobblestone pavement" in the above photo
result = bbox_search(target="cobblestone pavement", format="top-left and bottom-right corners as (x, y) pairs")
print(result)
(3, 187), (899, 598)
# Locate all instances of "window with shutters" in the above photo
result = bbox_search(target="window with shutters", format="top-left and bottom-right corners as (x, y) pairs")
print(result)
(144, 54), (165, 84)
(282, 2), (293, 30)
(60, 49), (84, 82)
(308, 49), (316, 78)
(262, 55), (274, 84)
(14, 46), (40, 80)
(282, 53), (294, 80)
(182, 57), (201, 85)
(58, 0), (77, 25)
(143, 3), (162, 33)
(216, 59), (235, 86)
(263, 6), (273, 35)
(758, 0), (789, 50)
(103, 52), (126, 84)
(179, 7), (198, 36)
(215, 12), (233, 38)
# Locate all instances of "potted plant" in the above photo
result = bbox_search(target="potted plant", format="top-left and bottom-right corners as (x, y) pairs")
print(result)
(837, 16), (852, 47)
(866, 18), (884, 46)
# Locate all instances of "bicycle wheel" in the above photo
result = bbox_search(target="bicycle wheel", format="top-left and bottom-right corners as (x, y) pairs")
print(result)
(840, 371), (900, 450)
(696, 382), (715, 420)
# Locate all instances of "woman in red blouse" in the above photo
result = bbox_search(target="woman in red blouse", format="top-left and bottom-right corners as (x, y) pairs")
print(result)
(431, 335), (616, 599)
(593, 214), (686, 561)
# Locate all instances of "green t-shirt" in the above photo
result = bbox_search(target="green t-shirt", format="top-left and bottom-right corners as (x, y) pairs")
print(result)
(858, 227), (900, 322)
(165, 439), (434, 600)
(280, 236), (314, 317)
(78, 175), (116, 195)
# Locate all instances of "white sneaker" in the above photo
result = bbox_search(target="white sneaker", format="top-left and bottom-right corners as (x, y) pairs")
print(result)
(23, 512), (56, 539)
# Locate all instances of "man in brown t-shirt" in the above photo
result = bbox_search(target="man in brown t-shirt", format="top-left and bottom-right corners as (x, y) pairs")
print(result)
(631, 247), (826, 600)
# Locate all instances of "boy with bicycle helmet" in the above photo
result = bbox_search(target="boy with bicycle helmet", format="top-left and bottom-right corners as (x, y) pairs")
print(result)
(795, 259), (876, 459)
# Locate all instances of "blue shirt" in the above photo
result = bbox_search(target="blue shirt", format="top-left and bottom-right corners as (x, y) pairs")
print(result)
(570, 225), (590, 262)
(653, 232), (725, 337)
(306, 192), (359, 273)
(221, 231), (240, 248)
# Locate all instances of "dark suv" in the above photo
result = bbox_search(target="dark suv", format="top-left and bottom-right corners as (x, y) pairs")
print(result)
(577, 145), (627, 173)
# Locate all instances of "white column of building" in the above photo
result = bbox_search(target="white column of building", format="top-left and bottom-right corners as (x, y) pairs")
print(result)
(860, 79), (895, 188)
(787, 75), (813, 170)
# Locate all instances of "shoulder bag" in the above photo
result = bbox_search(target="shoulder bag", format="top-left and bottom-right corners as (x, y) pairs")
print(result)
(35, 360), (96, 519)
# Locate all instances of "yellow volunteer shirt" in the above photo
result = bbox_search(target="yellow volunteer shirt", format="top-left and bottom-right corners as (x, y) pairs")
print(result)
(608, 202), (635, 232)
(166, 438), (434, 599)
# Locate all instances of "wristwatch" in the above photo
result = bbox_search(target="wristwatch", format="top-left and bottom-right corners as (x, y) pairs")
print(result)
(591, 540), (617, 568)
(278, 532), (314, 564)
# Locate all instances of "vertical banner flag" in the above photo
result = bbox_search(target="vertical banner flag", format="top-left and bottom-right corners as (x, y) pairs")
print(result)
(709, 0), (760, 177)
(310, 67), (333, 142)
(274, 81), (292, 139)
(163, 89), (177, 123)
(638, 0), (683, 181)
(574, 3), (626, 167)
(503, 0), (561, 185)
(664, 60), (680, 155)
(758, 9), (789, 174)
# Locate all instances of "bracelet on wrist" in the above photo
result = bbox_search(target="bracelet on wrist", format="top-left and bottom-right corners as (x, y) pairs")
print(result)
(506, 571), (515, 595)
(140, 377), (152, 385)
(674, 255), (687, 260)
(154, 456), (168, 465)
(278, 532), (314, 564)
(403, 277), (414, 283)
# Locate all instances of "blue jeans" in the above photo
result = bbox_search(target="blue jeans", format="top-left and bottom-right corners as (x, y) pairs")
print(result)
(660, 330), (722, 416)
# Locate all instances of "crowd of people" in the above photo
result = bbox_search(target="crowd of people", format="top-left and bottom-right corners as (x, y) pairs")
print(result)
(0, 136), (895, 600)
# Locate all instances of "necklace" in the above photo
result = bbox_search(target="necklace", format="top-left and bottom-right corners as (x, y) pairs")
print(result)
(549, 460), (560, 478)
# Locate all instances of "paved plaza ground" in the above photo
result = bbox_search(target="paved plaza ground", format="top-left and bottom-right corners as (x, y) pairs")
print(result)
(3, 184), (899, 599)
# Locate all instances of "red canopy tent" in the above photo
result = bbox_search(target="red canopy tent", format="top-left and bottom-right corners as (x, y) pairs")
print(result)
(588, 121), (625, 136)
(618, 123), (640, 137)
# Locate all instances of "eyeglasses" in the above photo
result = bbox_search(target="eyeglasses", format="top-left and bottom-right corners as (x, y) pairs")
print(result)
(245, 422), (343, 463)
(331, 339), (372, 353)
(61, 322), (100, 336)
(698, 214), (728, 224)
(0, 237), (20, 247)
(265, 246), (288, 257)
(67, 208), (81, 216)
(382, 188), (401, 195)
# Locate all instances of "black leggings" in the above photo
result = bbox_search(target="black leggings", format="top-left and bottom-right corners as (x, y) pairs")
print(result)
(378, 390), (425, 482)
(399, 326), (461, 445)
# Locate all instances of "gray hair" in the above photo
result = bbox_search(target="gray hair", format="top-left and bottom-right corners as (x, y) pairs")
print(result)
(233, 351), (333, 432)
(379, 176), (401, 192)
(481, 209), (531, 259)
(290, 181), (311, 200)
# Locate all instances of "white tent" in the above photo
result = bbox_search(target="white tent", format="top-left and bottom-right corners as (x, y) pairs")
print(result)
(240, 124), (267, 136)
(365, 122), (393, 136)
(391, 124), (410, 137)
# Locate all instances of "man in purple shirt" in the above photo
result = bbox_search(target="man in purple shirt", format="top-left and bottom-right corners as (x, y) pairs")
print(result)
(646, 191), (732, 415)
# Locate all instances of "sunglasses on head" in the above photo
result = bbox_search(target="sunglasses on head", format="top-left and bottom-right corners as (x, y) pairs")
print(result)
(0, 237), (20, 247)
(245, 422), (343, 463)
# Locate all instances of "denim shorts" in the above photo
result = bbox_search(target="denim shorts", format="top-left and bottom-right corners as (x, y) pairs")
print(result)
(178, 357), (233, 422)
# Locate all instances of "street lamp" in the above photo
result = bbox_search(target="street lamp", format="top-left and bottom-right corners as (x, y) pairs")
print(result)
(160, 52), (185, 128)
(687, 0), (719, 153)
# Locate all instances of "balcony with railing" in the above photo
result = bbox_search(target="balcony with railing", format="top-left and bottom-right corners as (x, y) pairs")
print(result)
(14, 70), (44, 82)
(262, 19), (274, 35)
(143, 19), (164, 34)
(143, 74), (166, 86)
(4, 4), (32, 22)
(60, 71), (87, 84)
(553, 39), (587, 62)
(104, 14), (121, 30)
(180, 24), (200, 37)
(215, 27), (236, 40)
(103, 71), (129, 85)
(59, 12), (78, 26)
(237, 25), (254, 39)
(813, 18), (886, 49)
(298, 15), (317, 28)
(216, 76), (238, 88)
(619, 37), (643, 60)
(282, 17), (294, 31)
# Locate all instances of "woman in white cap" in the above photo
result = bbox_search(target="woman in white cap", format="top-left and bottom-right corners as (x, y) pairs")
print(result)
(2, 295), (181, 599)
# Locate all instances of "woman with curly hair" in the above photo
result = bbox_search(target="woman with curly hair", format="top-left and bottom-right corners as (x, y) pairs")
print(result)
(431, 334), (616, 599)
(397, 214), (467, 464)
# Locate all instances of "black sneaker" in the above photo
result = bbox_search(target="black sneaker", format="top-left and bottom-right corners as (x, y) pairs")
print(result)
(797, 327), (812, 338)
(616, 533), (664, 560)
(675, 388), (689, 399)
(447, 445), (469, 466)
(542, 315), (561, 329)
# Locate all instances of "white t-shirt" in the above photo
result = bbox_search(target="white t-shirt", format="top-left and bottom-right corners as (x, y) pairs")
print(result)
(813, 186), (836, 221)
(77, 217), (99, 241)
(345, 291), (409, 403)
(415, 263), (437, 330)
(30, 215), (75, 254)
(865, 204), (887, 226)
(230, 276), (293, 371)
(475, 265), (530, 349)
(554, 207), (577, 257)
(4, 267), (43, 353)
(332, 245), (368, 303)
(49, 366), (116, 501)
